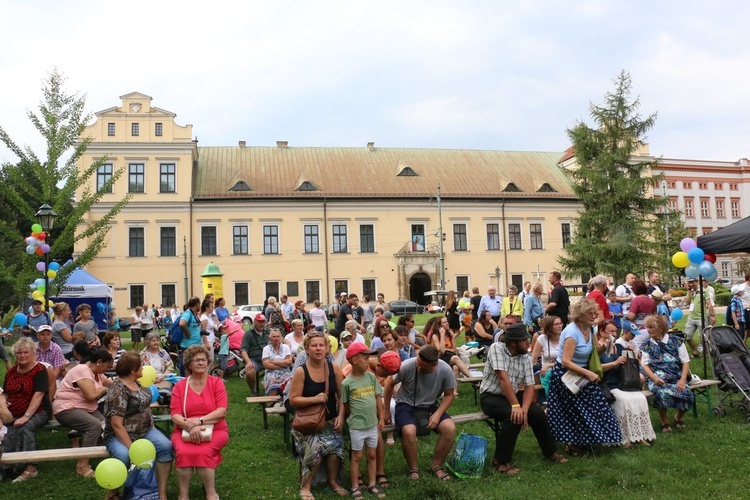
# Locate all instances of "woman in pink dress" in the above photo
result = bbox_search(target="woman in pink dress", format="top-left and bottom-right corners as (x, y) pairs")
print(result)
(170, 345), (228, 500)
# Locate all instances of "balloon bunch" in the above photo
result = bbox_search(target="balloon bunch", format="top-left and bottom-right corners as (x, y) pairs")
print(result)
(671, 238), (718, 282)
(95, 439), (157, 490)
(24, 224), (51, 257)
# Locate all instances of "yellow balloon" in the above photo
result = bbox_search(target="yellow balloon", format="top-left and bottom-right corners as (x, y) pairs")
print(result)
(95, 458), (128, 489)
(129, 438), (156, 469)
(328, 335), (339, 354)
(32, 290), (44, 300)
(47, 270), (57, 279)
(672, 251), (689, 268)
(138, 365), (157, 388)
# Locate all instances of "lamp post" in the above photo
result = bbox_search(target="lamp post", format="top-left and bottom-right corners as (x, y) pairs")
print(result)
(35, 203), (58, 312)
(494, 266), (501, 291)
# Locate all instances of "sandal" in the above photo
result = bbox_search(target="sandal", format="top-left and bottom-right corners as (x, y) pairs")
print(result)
(661, 423), (673, 433)
(496, 464), (521, 475)
(376, 474), (391, 488)
(545, 453), (568, 464)
(298, 491), (315, 500)
(12, 470), (39, 483)
(564, 444), (585, 457)
(386, 437), (395, 446)
(326, 485), (348, 496)
(349, 487), (364, 499)
(674, 419), (686, 430)
(407, 469), (421, 480)
(76, 466), (96, 478)
(366, 485), (386, 499)
(431, 466), (452, 481)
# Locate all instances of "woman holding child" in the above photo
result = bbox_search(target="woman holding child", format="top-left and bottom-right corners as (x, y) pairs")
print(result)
(289, 332), (346, 499)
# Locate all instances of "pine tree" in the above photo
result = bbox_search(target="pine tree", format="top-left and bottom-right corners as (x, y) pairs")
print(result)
(0, 69), (131, 306)
(558, 71), (668, 284)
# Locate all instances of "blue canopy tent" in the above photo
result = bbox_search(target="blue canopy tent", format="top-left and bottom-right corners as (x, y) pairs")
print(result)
(52, 268), (113, 331)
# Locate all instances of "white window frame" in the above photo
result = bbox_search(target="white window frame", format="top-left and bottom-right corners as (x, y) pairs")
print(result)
(358, 221), (376, 253)
(200, 224), (219, 256)
(331, 222), (349, 254)
(485, 221), (502, 251)
(303, 222), (321, 254)
(528, 220), (544, 250)
(263, 224), (280, 254)
(127, 224), (147, 257)
(506, 220), (523, 250)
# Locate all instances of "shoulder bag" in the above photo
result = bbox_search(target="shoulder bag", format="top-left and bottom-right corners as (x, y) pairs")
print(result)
(411, 367), (432, 436)
(618, 349), (642, 391)
(292, 362), (329, 435)
(181, 377), (214, 442)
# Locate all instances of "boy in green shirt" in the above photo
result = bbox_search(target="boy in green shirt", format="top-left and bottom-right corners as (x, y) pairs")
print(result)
(340, 343), (385, 499)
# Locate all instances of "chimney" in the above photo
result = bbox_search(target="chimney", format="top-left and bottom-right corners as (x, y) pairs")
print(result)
(740, 158), (748, 166)
(276, 140), (288, 148)
(238, 141), (246, 148)
(367, 142), (375, 151)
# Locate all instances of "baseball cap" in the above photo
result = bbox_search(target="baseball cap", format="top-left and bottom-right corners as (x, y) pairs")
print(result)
(650, 289), (664, 300)
(378, 350), (402, 375)
(732, 285), (742, 295)
(346, 342), (377, 360)
(254, 314), (266, 322)
(37, 325), (52, 333)
(340, 331), (353, 340)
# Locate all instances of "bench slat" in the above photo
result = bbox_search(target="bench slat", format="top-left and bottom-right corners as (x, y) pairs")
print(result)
(0, 446), (110, 464)
(247, 396), (281, 404)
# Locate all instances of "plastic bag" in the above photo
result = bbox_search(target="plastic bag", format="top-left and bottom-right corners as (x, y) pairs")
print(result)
(446, 433), (488, 479)
(123, 463), (160, 500)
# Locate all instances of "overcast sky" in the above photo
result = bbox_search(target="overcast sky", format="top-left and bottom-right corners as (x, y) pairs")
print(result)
(2, 1), (750, 164)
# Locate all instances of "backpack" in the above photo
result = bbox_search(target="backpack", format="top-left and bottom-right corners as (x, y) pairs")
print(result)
(169, 312), (194, 344)
(268, 308), (285, 330)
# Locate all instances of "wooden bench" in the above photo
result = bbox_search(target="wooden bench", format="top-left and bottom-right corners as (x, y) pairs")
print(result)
(381, 411), (491, 434)
(246, 395), (282, 429)
(0, 446), (110, 465)
(468, 363), (485, 369)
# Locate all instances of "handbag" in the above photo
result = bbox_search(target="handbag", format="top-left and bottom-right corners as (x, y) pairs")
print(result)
(588, 330), (604, 380)
(123, 464), (160, 500)
(411, 367), (432, 437)
(292, 362), (329, 435)
(181, 377), (214, 442)
(618, 350), (642, 391)
(599, 381), (617, 405)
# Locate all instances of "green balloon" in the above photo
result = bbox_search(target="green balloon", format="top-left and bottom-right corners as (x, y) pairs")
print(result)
(31, 224), (43, 234)
(95, 458), (128, 489)
(129, 438), (156, 469)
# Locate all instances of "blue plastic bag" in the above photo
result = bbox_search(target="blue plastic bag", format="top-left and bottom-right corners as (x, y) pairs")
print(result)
(446, 433), (488, 478)
(123, 463), (160, 500)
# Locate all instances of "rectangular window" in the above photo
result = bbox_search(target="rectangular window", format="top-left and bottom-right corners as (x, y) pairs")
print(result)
(362, 279), (376, 300)
(334, 280), (349, 296)
(304, 225), (319, 253)
(684, 199), (694, 217)
(159, 164), (175, 193)
(263, 225), (279, 254)
(129, 227), (145, 257)
(129, 285), (144, 309)
(332, 224), (347, 253)
(561, 223), (571, 248)
(131, 123), (139, 136)
(287, 281), (299, 297)
(161, 284), (176, 308)
(730, 183), (739, 191)
(201, 226), (217, 255)
(715, 182), (723, 190)
(411, 224), (425, 252)
(456, 276), (469, 296)
(721, 262), (729, 277)
(699, 182), (707, 190)
(265, 282), (280, 301)
(97, 164), (113, 193)
(511, 274), (524, 291)
(305, 281), (320, 303)
(530, 223), (543, 250)
(453, 223), (467, 251)
(160, 227), (176, 256)
(508, 223), (522, 250)
(128, 163), (145, 193)
(108, 123), (116, 136)
(716, 200), (725, 218)
(233, 225), (248, 255)
(155, 123), (163, 136)
(359, 224), (375, 253)
(486, 223), (500, 250)
(668, 198), (677, 211)
(683, 181), (692, 189)
(667, 181), (676, 189)
(235, 282), (249, 305)
(700, 200), (710, 218)
(731, 200), (740, 218)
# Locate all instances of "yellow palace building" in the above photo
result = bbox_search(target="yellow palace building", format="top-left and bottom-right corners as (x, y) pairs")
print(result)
(75, 93), (581, 312)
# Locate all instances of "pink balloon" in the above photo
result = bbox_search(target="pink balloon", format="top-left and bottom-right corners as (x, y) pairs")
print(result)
(40, 244), (51, 254)
(35, 262), (46, 272)
(679, 237), (697, 252)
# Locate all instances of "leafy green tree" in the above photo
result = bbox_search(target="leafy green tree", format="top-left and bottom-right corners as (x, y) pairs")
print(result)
(558, 70), (667, 284)
(650, 207), (692, 287)
(0, 69), (131, 309)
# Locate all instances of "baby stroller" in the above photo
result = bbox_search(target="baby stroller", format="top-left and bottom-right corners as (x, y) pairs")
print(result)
(210, 319), (246, 379)
(702, 325), (750, 423)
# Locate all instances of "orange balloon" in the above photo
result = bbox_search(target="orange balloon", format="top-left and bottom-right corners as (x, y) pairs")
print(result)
(35, 247), (44, 256)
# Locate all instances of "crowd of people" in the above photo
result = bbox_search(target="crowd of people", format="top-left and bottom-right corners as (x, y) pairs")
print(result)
(0, 268), (734, 497)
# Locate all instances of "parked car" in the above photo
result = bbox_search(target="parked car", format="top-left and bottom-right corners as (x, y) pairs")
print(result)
(387, 300), (425, 315)
(235, 304), (265, 325)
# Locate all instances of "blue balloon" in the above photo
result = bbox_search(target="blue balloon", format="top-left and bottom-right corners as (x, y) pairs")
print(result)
(13, 313), (28, 326)
(96, 302), (105, 312)
(149, 385), (159, 404)
(698, 260), (715, 277)
(34, 278), (45, 288)
(671, 308), (683, 322)
(704, 268), (718, 283)
(687, 248), (705, 264)
(685, 263), (701, 279)
(49, 262), (60, 272)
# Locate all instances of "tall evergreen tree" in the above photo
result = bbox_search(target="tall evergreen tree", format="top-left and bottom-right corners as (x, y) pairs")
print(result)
(558, 71), (674, 284)
(0, 69), (131, 309)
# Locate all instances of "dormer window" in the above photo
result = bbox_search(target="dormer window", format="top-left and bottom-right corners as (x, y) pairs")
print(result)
(228, 181), (252, 192)
(296, 181), (319, 192)
(537, 183), (556, 193)
(502, 182), (522, 192)
(397, 166), (418, 177)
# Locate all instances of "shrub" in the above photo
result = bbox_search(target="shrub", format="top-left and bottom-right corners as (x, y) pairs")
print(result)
(715, 292), (732, 307)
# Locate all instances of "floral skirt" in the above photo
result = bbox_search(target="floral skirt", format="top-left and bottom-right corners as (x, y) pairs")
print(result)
(611, 389), (657, 444)
(646, 368), (694, 411)
(547, 363), (622, 446)
(263, 368), (291, 395)
(292, 422), (343, 486)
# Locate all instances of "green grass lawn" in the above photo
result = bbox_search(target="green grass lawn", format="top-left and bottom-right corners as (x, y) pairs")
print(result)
(1, 317), (749, 499)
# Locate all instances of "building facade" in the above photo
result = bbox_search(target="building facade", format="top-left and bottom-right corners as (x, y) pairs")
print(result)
(75, 93), (583, 312)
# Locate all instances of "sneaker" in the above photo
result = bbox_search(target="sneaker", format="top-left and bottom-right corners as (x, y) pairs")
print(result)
(250, 390), (258, 397)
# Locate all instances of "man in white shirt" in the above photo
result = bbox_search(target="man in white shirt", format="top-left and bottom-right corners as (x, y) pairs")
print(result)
(615, 273), (636, 316)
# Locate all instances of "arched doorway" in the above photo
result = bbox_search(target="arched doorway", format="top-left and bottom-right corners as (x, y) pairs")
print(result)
(409, 273), (431, 305)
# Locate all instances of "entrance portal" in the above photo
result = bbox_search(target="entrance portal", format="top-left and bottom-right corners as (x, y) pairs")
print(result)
(409, 273), (432, 305)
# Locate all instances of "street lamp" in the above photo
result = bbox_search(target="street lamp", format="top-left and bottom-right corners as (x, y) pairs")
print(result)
(494, 266), (501, 291)
(35, 203), (58, 312)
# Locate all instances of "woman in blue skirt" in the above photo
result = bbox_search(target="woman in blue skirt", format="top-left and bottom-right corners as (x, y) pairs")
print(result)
(547, 298), (622, 455)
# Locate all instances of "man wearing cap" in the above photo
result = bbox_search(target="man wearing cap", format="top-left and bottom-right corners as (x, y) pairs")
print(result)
(23, 299), (50, 342)
(480, 323), (565, 474)
(730, 285), (746, 343)
(35, 324), (65, 380)
(241, 314), (270, 396)
(383, 345), (456, 481)
(684, 278), (714, 358)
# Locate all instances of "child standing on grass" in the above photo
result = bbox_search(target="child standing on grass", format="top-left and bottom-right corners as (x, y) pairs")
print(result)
(607, 290), (623, 331)
(340, 343), (386, 499)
